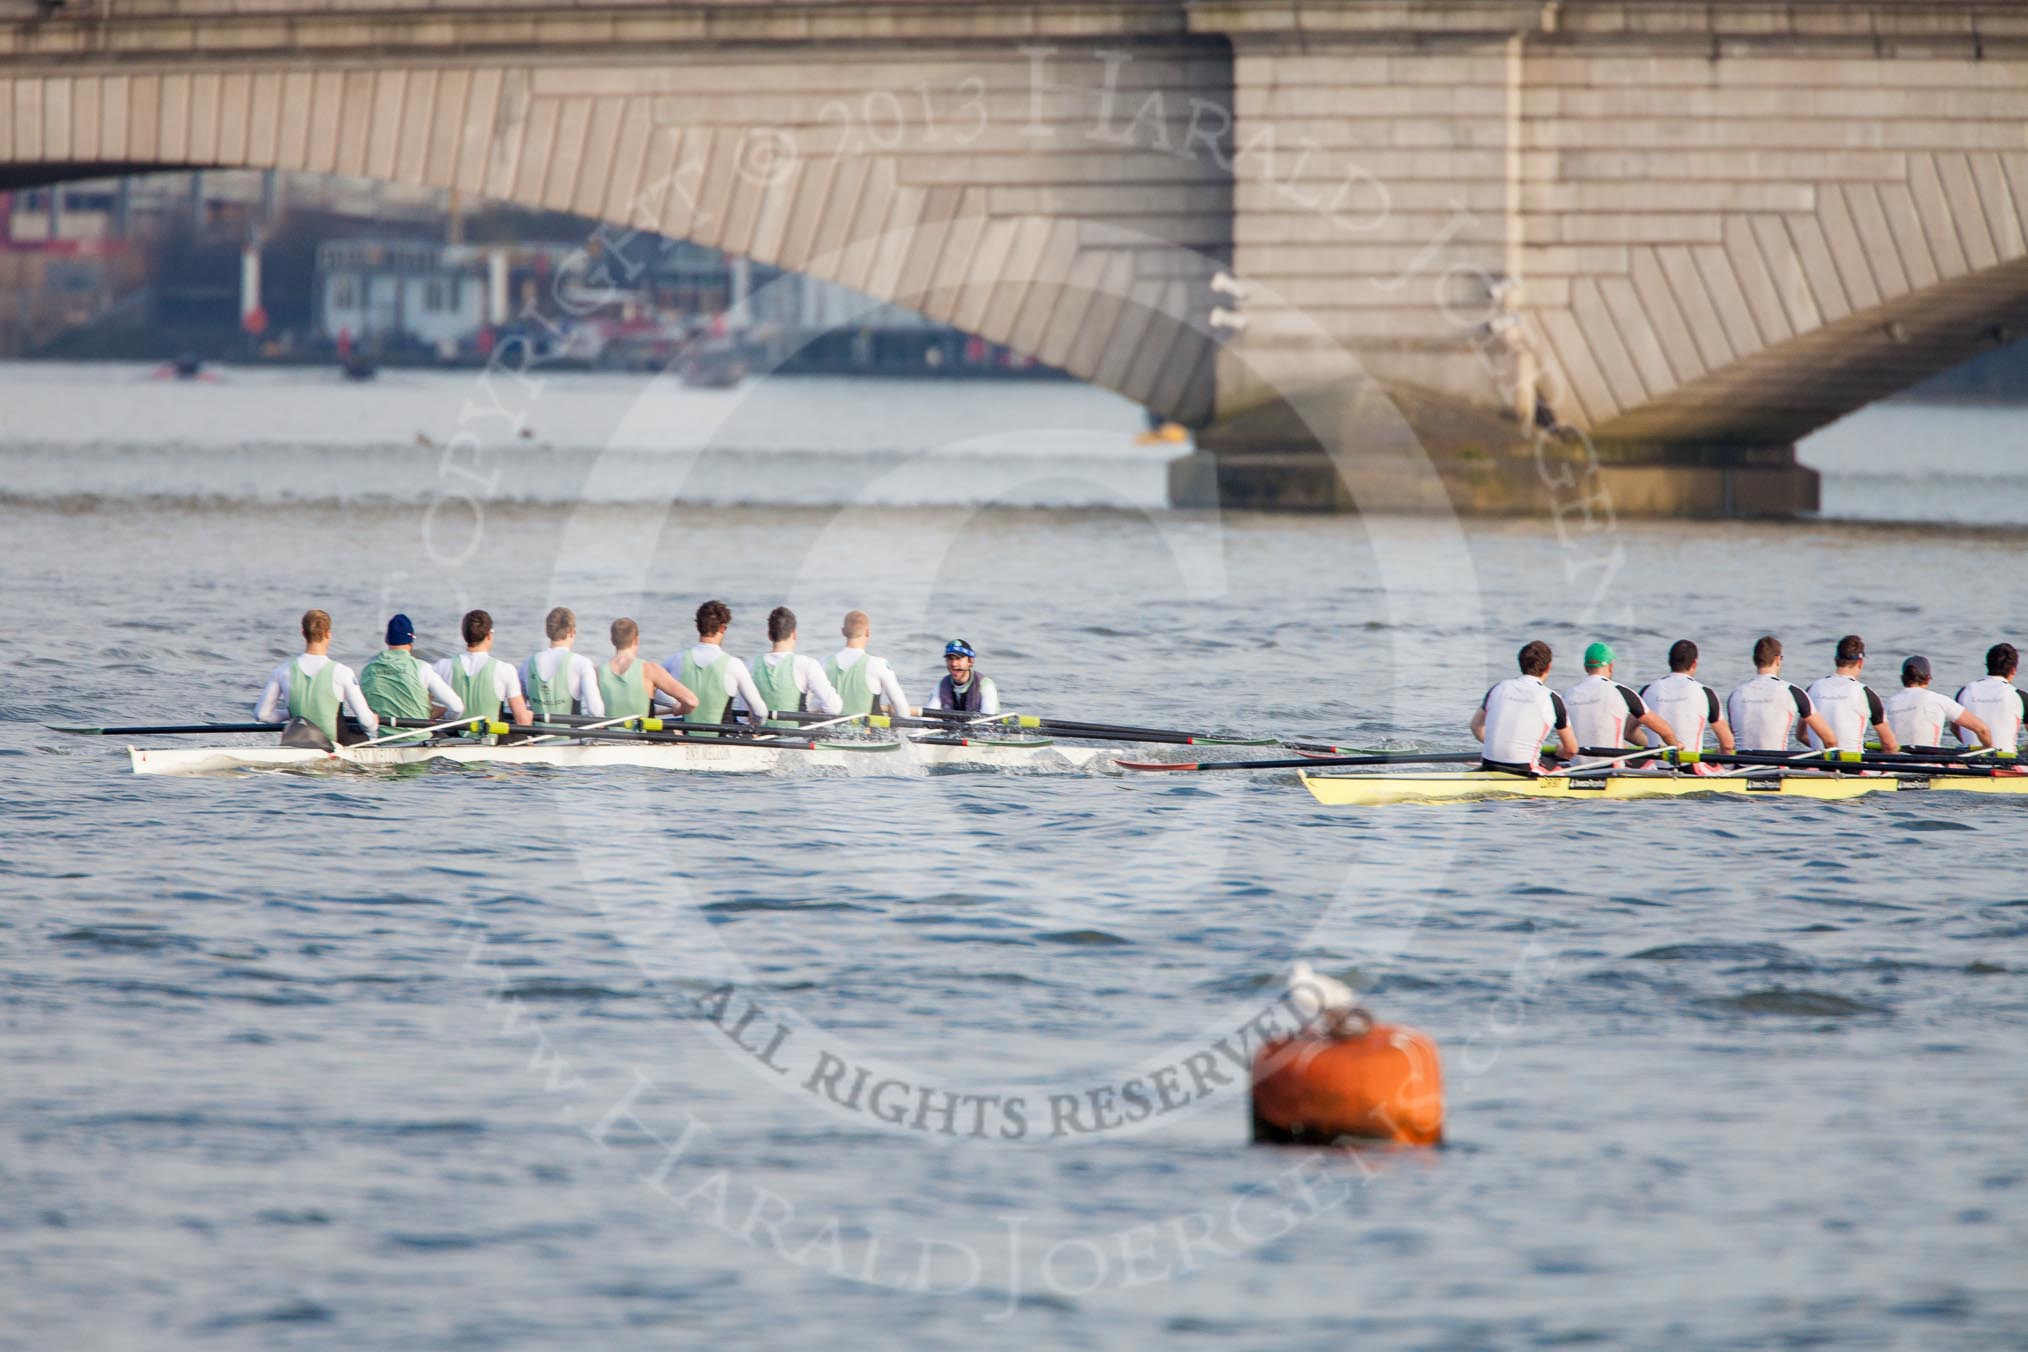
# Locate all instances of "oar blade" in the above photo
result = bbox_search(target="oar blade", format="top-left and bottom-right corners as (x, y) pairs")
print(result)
(1114, 759), (1204, 772)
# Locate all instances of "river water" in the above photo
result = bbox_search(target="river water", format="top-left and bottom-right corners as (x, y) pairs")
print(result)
(3, 362), (2025, 1349)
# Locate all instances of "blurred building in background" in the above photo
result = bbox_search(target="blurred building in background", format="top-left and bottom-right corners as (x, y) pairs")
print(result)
(0, 169), (1054, 382)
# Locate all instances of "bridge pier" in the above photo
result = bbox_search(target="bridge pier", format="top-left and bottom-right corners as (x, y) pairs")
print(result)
(1169, 445), (1819, 517)
(1169, 384), (1820, 517)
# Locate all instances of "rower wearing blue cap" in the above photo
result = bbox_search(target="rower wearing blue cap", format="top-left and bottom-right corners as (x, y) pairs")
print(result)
(928, 638), (999, 715)
(359, 612), (464, 740)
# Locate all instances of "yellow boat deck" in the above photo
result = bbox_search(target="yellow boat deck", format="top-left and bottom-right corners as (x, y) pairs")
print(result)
(1299, 769), (2028, 807)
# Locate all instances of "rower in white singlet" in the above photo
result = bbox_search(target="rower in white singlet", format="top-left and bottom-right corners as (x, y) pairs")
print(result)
(1883, 654), (1990, 749)
(432, 608), (534, 734)
(1954, 643), (2027, 751)
(1471, 640), (1579, 773)
(743, 606), (843, 729)
(254, 608), (380, 748)
(1804, 634), (1899, 753)
(1725, 635), (1838, 752)
(826, 609), (916, 719)
(596, 617), (697, 722)
(520, 606), (605, 722)
(661, 600), (765, 734)
(1639, 638), (1736, 754)
(1561, 641), (1677, 750)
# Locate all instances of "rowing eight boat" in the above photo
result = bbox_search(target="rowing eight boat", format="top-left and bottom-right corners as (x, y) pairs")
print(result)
(129, 736), (1101, 776)
(1298, 769), (2028, 806)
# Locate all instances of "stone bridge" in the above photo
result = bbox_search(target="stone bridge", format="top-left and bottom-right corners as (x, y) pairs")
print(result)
(4, 0), (2027, 514)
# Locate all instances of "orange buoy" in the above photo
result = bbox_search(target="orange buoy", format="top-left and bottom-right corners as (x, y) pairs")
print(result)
(1251, 1016), (1444, 1146)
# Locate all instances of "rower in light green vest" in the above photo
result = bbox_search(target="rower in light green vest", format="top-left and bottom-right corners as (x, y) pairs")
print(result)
(359, 612), (465, 744)
(288, 657), (343, 746)
(597, 617), (699, 720)
(665, 600), (766, 737)
(521, 606), (603, 722)
(824, 609), (916, 719)
(430, 608), (534, 736)
(750, 606), (844, 729)
(254, 608), (380, 748)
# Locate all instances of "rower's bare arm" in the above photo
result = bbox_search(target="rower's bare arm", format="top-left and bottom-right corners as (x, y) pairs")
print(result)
(1956, 710), (1993, 748)
(1803, 711), (1838, 748)
(1872, 720), (1900, 754)
(509, 694), (533, 726)
(1469, 708), (1486, 742)
(646, 663), (699, 714)
(1638, 711), (1679, 747)
(1556, 726), (1579, 759)
(1712, 719), (1737, 753)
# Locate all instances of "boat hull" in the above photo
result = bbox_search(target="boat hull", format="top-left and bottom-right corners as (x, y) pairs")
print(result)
(1298, 769), (2028, 806)
(130, 737), (1101, 777)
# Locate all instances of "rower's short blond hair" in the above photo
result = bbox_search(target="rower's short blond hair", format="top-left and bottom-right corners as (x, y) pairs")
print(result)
(301, 609), (331, 643)
(611, 617), (639, 650)
(841, 609), (870, 639)
(545, 606), (576, 642)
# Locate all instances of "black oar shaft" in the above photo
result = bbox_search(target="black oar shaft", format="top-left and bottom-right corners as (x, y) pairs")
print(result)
(1669, 747), (2010, 776)
(49, 722), (285, 735)
(520, 727), (816, 749)
(913, 708), (1258, 744)
(1118, 751), (1488, 772)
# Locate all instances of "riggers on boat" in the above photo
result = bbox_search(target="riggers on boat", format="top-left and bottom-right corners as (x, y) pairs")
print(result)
(1251, 1015), (1445, 1147)
(1298, 769), (2028, 807)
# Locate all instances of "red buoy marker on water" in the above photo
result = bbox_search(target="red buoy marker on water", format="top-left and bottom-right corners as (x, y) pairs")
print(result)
(1251, 962), (1445, 1146)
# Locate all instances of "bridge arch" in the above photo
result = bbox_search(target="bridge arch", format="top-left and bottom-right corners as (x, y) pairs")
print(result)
(0, 36), (1232, 421)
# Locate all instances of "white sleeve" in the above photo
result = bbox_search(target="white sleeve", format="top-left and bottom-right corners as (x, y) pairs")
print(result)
(254, 662), (290, 722)
(730, 656), (755, 715)
(799, 656), (844, 715)
(874, 658), (910, 716)
(726, 658), (765, 722)
(497, 663), (523, 703)
(571, 654), (605, 718)
(979, 676), (1000, 716)
(653, 655), (685, 712)
(333, 663), (379, 734)
(423, 664), (464, 716)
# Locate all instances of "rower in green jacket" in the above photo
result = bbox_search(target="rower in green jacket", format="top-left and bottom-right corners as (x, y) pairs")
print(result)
(359, 613), (464, 743)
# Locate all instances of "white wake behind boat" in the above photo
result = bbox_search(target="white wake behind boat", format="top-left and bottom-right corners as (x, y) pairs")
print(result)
(127, 735), (1104, 777)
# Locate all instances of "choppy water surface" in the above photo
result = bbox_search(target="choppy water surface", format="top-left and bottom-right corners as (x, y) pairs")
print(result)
(3, 364), (2027, 1349)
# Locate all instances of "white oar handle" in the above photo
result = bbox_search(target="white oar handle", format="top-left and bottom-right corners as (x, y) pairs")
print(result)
(524, 713), (641, 746)
(798, 712), (871, 734)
